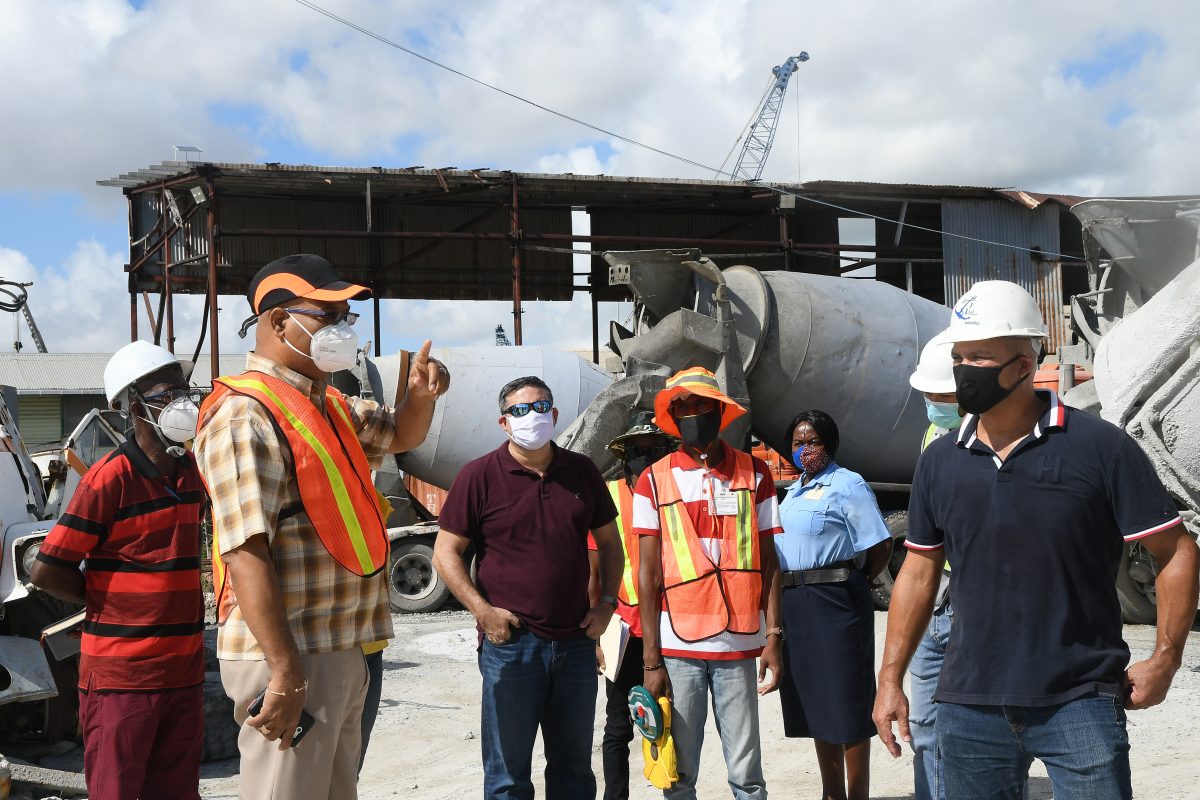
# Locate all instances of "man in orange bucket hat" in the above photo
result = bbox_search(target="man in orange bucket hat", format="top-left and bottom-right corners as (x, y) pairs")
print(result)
(636, 366), (784, 799)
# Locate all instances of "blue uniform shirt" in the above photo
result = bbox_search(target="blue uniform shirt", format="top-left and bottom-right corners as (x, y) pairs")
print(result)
(776, 462), (891, 571)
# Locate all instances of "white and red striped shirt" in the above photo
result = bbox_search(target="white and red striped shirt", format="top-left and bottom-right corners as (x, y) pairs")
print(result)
(633, 443), (782, 660)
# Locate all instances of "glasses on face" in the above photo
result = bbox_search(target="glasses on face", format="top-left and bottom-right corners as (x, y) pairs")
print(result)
(504, 399), (552, 418)
(285, 307), (360, 326)
(142, 388), (204, 406)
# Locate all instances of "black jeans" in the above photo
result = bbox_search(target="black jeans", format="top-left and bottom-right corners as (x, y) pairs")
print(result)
(601, 635), (644, 800)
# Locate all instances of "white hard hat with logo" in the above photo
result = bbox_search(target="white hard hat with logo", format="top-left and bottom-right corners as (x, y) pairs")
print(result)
(909, 339), (956, 394)
(103, 340), (191, 409)
(931, 280), (1048, 346)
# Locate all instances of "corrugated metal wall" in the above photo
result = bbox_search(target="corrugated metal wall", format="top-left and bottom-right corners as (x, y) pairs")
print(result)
(17, 395), (63, 447)
(941, 200), (1067, 353)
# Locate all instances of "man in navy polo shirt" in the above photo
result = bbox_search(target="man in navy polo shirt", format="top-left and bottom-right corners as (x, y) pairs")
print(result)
(874, 281), (1198, 800)
(433, 375), (623, 800)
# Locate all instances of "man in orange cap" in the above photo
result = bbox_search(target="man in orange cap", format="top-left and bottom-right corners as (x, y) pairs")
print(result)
(635, 367), (784, 799)
(195, 254), (450, 800)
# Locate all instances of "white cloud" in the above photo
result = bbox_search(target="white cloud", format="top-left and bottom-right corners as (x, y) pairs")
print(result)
(0, 242), (251, 355)
(4, 0), (1200, 358)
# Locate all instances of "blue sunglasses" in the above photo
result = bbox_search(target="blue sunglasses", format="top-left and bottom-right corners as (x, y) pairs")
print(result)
(504, 400), (552, 418)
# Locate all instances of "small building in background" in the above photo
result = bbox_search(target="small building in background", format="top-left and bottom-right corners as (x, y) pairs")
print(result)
(0, 352), (244, 449)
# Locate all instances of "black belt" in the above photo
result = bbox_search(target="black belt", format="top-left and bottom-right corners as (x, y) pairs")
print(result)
(781, 560), (856, 587)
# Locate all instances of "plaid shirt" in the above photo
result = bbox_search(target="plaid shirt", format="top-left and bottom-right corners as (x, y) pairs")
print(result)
(195, 353), (396, 660)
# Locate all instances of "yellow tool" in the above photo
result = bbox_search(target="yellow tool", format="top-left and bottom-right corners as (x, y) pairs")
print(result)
(629, 686), (678, 789)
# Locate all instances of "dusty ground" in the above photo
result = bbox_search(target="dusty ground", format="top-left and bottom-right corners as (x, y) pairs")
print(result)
(192, 609), (1200, 800)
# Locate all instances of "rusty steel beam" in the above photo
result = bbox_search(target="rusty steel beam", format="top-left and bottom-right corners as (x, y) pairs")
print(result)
(510, 176), (523, 345)
(214, 226), (937, 254)
(204, 171), (220, 384)
(126, 169), (205, 196)
(164, 227), (174, 353)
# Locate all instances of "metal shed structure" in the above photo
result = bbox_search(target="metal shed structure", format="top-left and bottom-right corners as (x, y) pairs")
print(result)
(98, 162), (1088, 380)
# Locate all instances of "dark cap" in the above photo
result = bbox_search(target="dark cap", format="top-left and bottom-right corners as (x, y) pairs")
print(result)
(607, 411), (675, 459)
(247, 254), (371, 315)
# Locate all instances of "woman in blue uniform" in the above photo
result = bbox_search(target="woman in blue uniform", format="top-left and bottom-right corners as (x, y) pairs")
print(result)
(776, 410), (892, 800)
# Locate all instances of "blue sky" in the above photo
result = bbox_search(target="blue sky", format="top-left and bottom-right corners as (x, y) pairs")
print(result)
(1, 0), (1198, 355)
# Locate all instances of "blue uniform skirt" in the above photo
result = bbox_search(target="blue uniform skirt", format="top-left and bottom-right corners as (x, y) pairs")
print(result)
(779, 570), (877, 743)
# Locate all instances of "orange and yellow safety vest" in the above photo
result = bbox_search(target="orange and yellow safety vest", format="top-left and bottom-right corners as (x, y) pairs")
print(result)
(650, 451), (762, 642)
(608, 479), (639, 607)
(200, 371), (389, 624)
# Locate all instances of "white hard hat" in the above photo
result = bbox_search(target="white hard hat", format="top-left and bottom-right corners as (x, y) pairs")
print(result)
(909, 339), (956, 394)
(103, 341), (190, 407)
(931, 280), (1048, 346)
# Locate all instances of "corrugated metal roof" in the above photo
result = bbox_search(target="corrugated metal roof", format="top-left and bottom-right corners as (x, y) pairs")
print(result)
(0, 353), (247, 394)
(97, 160), (1102, 317)
(941, 200), (1068, 353)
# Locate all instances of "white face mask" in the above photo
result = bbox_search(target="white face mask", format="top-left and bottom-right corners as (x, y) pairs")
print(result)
(506, 410), (555, 450)
(155, 397), (201, 443)
(285, 313), (360, 373)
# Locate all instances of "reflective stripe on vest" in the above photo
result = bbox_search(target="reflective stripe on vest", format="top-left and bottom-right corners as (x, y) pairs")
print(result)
(921, 423), (941, 452)
(608, 479), (639, 606)
(650, 451), (762, 642)
(200, 372), (389, 624)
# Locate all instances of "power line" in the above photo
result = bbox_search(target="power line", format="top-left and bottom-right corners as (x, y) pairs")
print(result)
(290, 0), (714, 174)
(290, 0), (1084, 263)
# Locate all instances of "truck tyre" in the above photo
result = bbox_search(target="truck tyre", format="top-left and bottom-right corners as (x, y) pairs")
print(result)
(387, 538), (450, 614)
(872, 511), (909, 610)
(1116, 542), (1158, 625)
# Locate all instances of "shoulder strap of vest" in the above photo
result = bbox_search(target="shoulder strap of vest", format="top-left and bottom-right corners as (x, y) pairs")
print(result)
(650, 458), (680, 506)
(725, 448), (757, 492)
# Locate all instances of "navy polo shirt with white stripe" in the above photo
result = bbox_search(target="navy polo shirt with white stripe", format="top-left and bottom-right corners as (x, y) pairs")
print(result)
(906, 390), (1180, 706)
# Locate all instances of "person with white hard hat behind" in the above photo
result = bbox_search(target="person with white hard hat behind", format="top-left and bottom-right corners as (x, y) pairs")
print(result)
(906, 338), (978, 800)
(31, 341), (206, 800)
(874, 281), (1198, 799)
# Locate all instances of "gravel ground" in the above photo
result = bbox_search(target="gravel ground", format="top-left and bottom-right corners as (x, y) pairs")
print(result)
(196, 609), (1200, 799)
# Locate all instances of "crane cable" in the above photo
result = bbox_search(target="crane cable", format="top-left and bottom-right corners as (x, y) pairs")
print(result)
(289, 0), (1085, 262)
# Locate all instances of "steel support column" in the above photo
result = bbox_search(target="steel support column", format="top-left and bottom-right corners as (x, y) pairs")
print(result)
(509, 176), (523, 345)
(163, 222), (174, 353)
(591, 293), (599, 365)
(373, 293), (382, 358)
(128, 193), (138, 341)
(204, 173), (220, 384)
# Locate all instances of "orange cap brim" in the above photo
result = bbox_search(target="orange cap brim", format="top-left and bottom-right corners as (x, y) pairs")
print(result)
(652, 383), (747, 440)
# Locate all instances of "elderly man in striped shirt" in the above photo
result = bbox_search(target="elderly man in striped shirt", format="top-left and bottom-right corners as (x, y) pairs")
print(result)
(32, 341), (206, 800)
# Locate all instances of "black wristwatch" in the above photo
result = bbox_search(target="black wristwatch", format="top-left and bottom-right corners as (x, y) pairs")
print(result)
(599, 593), (618, 609)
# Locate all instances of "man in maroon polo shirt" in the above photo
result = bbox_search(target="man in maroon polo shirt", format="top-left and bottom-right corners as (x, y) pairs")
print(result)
(433, 375), (623, 800)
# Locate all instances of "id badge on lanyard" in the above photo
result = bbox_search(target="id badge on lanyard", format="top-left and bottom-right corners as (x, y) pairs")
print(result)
(704, 471), (738, 516)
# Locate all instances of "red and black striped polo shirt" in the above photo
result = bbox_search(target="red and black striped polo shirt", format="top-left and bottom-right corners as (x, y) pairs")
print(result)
(37, 441), (205, 691)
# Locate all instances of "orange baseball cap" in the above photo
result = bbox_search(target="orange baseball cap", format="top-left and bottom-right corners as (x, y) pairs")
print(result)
(248, 254), (371, 315)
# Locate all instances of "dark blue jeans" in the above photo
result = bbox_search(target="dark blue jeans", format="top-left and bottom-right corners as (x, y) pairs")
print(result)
(478, 628), (598, 800)
(938, 694), (1131, 800)
(359, 649), (384, 773)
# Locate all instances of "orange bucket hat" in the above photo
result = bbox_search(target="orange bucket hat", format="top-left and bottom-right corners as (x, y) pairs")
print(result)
(652, 367), (747, 440)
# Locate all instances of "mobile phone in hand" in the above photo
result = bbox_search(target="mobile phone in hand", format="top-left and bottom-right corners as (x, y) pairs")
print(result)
(247, 689), (316, 748)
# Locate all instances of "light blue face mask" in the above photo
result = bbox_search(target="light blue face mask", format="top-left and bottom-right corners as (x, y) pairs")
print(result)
(925, 399), (963, 430)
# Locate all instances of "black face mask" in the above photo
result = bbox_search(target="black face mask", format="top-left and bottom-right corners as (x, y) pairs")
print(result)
(623, 454), (657, 485)
(675, 409), (722, 451)
(953, 354), (1025, 415)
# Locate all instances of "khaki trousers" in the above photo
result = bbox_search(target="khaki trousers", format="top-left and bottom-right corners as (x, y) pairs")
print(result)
(220, 648), (368, 800)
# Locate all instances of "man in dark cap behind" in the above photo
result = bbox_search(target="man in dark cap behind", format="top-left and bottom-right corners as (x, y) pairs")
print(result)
(195, 254), (451, 800)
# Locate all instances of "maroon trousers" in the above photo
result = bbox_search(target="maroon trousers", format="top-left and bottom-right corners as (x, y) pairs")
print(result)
(78, 683), (203, 800)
